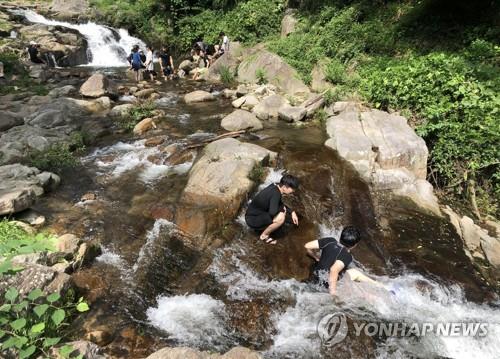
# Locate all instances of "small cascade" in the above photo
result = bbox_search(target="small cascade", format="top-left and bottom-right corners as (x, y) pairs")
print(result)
(12, 9), (146, 67)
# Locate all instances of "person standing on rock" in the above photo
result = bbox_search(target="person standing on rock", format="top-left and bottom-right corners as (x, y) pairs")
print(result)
(245, 174), (300, 244)
(305, 226), (383, 296)
(159, 46), (175, 80)
(144, 45), (156, 81)
(129, 45), (143, 82)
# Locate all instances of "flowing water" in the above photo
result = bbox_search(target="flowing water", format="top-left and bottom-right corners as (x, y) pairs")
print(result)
(12, 9), (145, 66)
(14, 12), (498, 358)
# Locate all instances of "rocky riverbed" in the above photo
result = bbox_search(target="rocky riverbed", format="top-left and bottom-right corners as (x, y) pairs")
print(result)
(1, 5), (499, 359)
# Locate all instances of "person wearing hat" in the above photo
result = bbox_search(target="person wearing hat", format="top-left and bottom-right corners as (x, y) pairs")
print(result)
(28, 41), (44, 64)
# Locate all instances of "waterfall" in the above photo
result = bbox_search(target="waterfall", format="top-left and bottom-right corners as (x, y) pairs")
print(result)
(12, 9), (146, 67)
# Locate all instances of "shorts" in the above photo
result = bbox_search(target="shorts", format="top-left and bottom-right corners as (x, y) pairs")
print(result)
(163, 66), (173, 76)
(245, 211), (294, 232)
(132, 63), (141, 71)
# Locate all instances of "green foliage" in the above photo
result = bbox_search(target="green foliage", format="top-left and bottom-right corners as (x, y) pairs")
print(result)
(218, 65), (235, 85)
(324, 58), (346, 85)
(360, 52), (499, 216)
(0, 220), (56, 276)
(28, 144), (78, 174)
(255, 68), (268, 84)
(248, 164), (265, 183)
(116, 102), (156, 131)
(0, 288), (89, 358)
(174, 0), (285, 49)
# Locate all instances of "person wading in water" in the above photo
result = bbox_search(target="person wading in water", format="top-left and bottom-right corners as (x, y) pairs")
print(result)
(245, 174), (299, 244)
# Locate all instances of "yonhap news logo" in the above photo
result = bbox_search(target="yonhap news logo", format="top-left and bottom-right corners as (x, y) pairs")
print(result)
(317, 312), (489, 347)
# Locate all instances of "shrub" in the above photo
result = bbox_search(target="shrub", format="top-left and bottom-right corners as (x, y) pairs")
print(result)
(218, 65), (235, 85)
(360, 52), (499, 216)
(29, 143), (79, 174)
(248, 164), (265, 183)
(0, 288), (89, 358)
(324, 58), (346, 84)
(255, 68), (268, 84)
(117, 102), (156, 131)
(0, 220), (56, 276)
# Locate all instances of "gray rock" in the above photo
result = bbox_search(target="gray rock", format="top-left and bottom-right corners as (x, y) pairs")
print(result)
(281, 11), (298, 37)
(324, 103), (439, 215)
(176, 138), (276, 239)
(252, 94), (288, 120)
(236, 84), (249, 97)
(237, 47), (310, 98)
(460, 216), (481, 252)
(51, 0), (90, 19)
(79, 73), (117, 98)
(25, 97), (90, 129)
(278, 104), (307, 122)
(0, 264), (56, 297)
(184, 90), (215, 103)
(207, 42), (243, 81)
(0, 164), (59, 215)
(232, 94), (259, 110)
(134, 88), (156, 99)
(16, 209), (46, 226)
(481, 234), (500, 268)
(48, 85), (77, 98)
(311, 60), (331, 93)
(221, 109), (263, 132)
(109, 103), (134, 118)
(0, 111), (23, 132)
(50, 340), (104, 359)
(56, 234), (80, 257)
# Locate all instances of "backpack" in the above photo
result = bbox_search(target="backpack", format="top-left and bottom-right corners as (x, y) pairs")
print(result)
(132, 52), (142, 66)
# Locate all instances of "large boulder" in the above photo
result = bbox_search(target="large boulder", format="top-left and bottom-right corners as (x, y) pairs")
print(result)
(109, 103), (134, 118)
(51, 0), (90, 19)
(175, 138), (276, 239)
(18, 24), (88, 67)
(237, 47), (310, 98)
(221, 109), (263, 132)
(79, 73), (117, 98)
(48, 85), (77, 98)
(184, 90), (216, 104)
(207, 41), (243, 81)
(232, 94), (259, 110)
(281, 10), (298, 37)
(252, 94), (288, 120)
(0, 164), (60, 215)
(324, 102), (439, 215)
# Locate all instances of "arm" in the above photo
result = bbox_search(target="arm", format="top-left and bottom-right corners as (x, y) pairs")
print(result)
(268, 191), (284, 217)
(304, 240), (320, 261)
(329, 260), (345, 296)
(170, 56), (175, 70)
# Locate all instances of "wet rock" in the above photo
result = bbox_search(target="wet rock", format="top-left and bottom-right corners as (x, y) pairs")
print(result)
(48, 85), (76, 98)
(184, 90), (216, 103)
(56, 233), (80, 256)
(165, 149), (196, 166)
(72, 242), (101, 270)
(324, 103), (439, 215)
(281, 10), (298, 37)
(85, 330), (113, 346)
(79, 73), (117, 98)
(0, 164), (59, 215)
(223, 347), (262, 359)
(176, 138), (276, 239)
(223, 89), (236, 98)
(133, 117), (156, 135)
(129, 86), (138, 94)
(150, 206), (174, 221)
(50, 340), (104, 359)
(221, 109), (263, 132)
(110, 103), (134, 118)
(238, 47), (310, 98)
(0, 111), (23, 132)
(11, 253), (45, 266)
(145, 136), (165, 147)
(252, 94), (288, 120)
(44, 272), (72, 294)
(72, 268), (109, 303)
(26, 97), (90, 129)
(278, 104), (307, 122)
(134, 88), (156, 99)
(16, 209), (46, 226)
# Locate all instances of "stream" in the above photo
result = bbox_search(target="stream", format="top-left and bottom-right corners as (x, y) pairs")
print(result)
(13, 9), (500, 359)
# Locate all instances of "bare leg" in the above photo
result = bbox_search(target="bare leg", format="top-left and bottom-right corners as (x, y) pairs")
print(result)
(260, 213), (285, 244)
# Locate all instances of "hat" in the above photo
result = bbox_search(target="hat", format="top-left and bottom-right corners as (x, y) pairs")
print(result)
(29, 41), (37, 45)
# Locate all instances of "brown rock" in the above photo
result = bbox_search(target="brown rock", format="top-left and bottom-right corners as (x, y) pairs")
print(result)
(184, 90), (215, 104)
(145, 136), (166, 147)
(133, 118), (156, 135)
(79, 73), (116, 98)
(56, 233), (80, 256)
(81, 192), (97, 201)
(134, 88), (156, 99)
(150, 206), (174, 221)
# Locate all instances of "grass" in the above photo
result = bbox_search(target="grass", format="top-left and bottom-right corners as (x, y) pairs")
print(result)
(115, 102), (156, 131)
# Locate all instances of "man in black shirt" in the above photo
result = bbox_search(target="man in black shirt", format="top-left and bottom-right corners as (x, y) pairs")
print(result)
(305, 226), (382, 296)
(245, 174), (299, 244)
(159, 46), (175, 80)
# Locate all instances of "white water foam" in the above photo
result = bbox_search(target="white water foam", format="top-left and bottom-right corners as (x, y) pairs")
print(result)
(146, 294), (227, 347)
(13, 9), (145, 67)
(133, 219), (174, 272)
(83, 140), (193, 184)
(208, 220), (500, 359)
